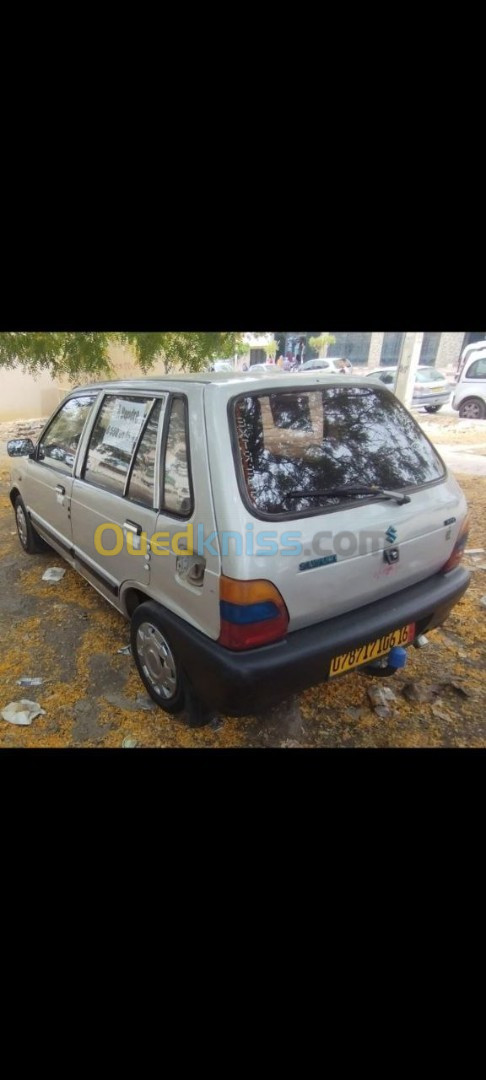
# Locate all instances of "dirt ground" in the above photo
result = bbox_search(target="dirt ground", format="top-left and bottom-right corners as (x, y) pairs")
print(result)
(1, 413), (486, 748)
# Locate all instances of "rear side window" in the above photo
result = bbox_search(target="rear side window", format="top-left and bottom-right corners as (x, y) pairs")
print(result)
(83, 395), (154, 496)
(466, 357), (486, 379)
(233, 386), (445, 517)
(126, 399), (162, 507)
(162, 397), (192, 515)
(39, 395), (95, 475)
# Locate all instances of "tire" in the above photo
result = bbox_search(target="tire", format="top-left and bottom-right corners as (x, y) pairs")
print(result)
(458, 398), (486, 420)
(14, 495), (46, 554)
(130, 601), (186, 714)
(425, 405), (442, 413)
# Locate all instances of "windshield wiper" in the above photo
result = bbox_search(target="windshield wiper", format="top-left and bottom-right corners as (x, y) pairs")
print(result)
(283, 485), (411, 506)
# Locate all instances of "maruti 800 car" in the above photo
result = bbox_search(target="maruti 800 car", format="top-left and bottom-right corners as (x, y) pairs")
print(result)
(8, 372), (470, 720)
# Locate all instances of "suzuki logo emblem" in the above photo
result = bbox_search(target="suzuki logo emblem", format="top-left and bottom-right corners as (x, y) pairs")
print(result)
(386, 525), (397, 543)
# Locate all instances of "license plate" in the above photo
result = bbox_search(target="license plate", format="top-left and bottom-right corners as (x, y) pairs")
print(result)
(329, 623), (415, 677)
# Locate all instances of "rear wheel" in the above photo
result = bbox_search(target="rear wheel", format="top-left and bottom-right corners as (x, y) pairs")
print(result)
(425, 405), (442, 413)
(130, 601), (214, 725)
(458, 398), (486, 419)
(14, 495), (46, 554)
(130, 601), (185, 714)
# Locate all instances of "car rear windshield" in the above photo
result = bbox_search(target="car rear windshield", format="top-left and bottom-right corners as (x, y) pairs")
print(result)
(232, 385), (445, 516)
(415, 368), (444, 383)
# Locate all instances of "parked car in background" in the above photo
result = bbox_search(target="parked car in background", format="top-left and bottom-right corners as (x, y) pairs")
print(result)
(366, 366), (451, 412)
(297, 357), (349, 375)
(335, 357), (353, 374)
(247, 363), (280, 374)
(209, 359), (234, 373)
(452, 351), (486, 418)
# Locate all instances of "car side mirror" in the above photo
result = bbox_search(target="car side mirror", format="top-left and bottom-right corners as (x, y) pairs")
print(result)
(7, 438), (35, 457)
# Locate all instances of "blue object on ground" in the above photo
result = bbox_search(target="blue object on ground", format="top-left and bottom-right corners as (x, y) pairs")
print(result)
(387, 646), (407, 669)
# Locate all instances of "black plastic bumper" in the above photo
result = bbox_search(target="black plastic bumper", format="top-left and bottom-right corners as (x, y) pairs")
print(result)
(158, 567), (470, 715)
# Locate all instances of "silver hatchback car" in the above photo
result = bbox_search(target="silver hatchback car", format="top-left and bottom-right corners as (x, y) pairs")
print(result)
(365, 366), (451, 412)
(8, 373), (470, 720)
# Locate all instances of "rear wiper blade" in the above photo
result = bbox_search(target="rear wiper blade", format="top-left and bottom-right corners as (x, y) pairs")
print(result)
(284, 485), (411, 506)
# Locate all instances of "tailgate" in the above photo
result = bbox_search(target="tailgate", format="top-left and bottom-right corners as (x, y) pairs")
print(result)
(268, 482), (466, 630)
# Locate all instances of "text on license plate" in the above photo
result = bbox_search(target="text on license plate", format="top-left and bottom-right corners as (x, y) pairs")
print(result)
(329, 623), (415, 677)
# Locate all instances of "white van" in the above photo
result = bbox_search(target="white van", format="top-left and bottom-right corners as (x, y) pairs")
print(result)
(452, 351), (486, 418)
(8, 372), (470, 721)
(456, 340), (486, 380)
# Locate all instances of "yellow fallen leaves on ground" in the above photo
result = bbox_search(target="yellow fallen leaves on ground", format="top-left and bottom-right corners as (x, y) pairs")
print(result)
(0, 472), (485, 747)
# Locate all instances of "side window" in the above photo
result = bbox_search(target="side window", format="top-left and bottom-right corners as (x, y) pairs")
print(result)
(466, 358), (486, 379)
(84, 395), (154, 496)
(162, 397), (192, 516)
(39, 396), (95, 475)
(127, 399), (163, 507)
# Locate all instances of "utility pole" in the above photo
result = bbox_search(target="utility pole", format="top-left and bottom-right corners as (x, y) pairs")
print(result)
(394, 332), (424, 408)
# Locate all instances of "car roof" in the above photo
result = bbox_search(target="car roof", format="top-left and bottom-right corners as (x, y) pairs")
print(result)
(67, 372), (381, 397)
(463, 341), (486, 357)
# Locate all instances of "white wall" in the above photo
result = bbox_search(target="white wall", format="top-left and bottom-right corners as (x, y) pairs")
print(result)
(0, 342), (151, 422)
(0, 368), (65, 422)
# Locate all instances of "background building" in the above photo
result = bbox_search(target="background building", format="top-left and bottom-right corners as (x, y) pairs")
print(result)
(2, 332), (485, 421)
(275, 331), (486, 370)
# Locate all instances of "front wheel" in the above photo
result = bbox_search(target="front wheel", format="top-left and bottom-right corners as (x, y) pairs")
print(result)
(130, 602), (186, 714)
(14, 495), (46, 554)
(458, 398), (486, 420)
(425, 405), (442, 413)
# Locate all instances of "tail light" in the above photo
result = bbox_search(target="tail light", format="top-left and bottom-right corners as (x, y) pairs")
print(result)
(218, 576), (289, 650)
(441, 515), (470, 573)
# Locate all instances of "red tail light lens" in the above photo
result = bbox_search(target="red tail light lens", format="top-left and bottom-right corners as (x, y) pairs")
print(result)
(441, 515), (470, 573)
(218, 576), (289, 650)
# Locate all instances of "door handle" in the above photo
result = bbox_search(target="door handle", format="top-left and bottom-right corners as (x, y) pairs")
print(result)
(56, 484), (65, 495)
(123, 520), (142, 535)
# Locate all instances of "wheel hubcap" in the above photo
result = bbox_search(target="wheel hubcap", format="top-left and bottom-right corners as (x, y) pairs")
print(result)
(136, 622), (177, 699)
(16, 505), (28, 547)
(463, 402), (481, 418)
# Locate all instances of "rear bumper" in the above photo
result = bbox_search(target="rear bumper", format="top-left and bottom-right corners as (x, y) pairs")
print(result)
(158, 566), (470, 715)
(412, 391), (451, 407)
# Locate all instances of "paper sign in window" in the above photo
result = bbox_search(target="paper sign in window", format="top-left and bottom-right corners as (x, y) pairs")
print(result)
(102, 401), (147, 454)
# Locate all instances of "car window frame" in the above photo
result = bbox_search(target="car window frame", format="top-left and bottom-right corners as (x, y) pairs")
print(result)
(160, 393), (194, 520)
(34, 393), (99, 477)
(122, 397), (162, 507)
(79, 391), (167, 507)
(228, 383), (447, 522)
(465, 357), (486, 380)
